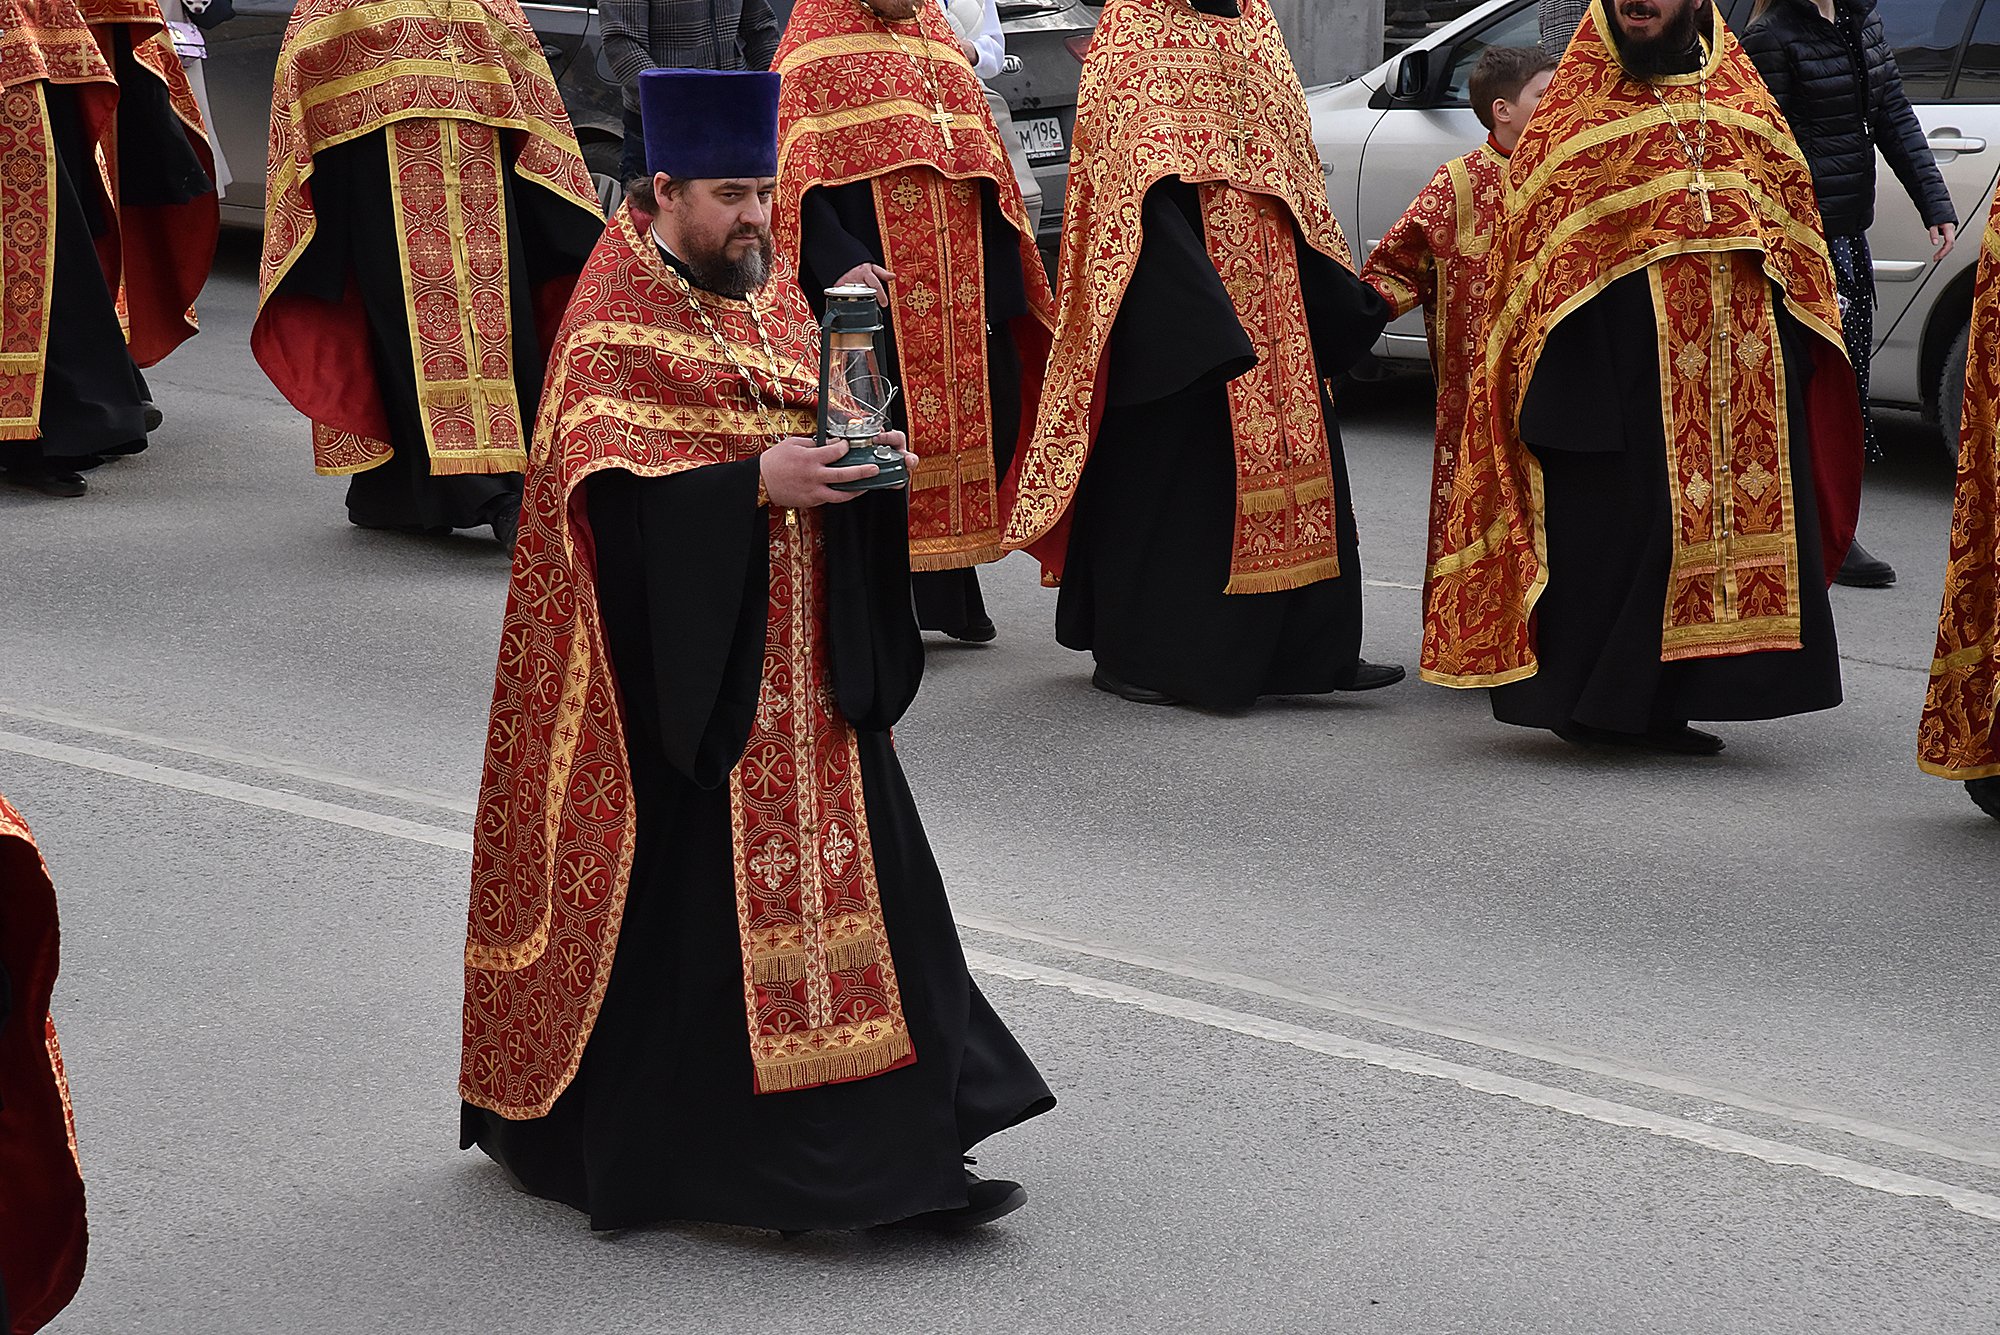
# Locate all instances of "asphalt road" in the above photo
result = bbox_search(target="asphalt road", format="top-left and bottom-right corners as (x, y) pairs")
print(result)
(6, 233), (1999, 1334)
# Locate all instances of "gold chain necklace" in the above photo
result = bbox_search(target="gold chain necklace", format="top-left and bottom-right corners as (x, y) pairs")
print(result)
(657, 254), (810, 444)
(1645, 37), (1714, 224)
(877, 6), (960, 150)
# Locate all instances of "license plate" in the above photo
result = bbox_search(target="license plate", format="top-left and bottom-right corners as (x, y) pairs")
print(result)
(1013, 116), (1066, 162)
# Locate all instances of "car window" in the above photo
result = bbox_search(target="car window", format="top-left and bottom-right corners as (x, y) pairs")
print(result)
(1439, 3), (1542, 108)
(1878, 0), (1979, 102)
(1951, 0), (2000, 100)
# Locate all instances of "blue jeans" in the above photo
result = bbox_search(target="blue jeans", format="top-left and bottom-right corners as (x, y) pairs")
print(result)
(619, 106), (647, 186)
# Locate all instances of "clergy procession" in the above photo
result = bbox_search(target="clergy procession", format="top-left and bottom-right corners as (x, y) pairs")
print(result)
(6, 0), (2000, 1327)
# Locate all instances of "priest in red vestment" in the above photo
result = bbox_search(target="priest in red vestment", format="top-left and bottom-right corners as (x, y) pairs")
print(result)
(0, 795), (87, 1334)
(773, 0), (1054, 643)
(0, 0), (186, 497)
(251, 0), (604, 546)
(1001, 0), (1399, 710)
(1920, 177), (2000, 820)
(1421, 0), (1862, 756)
(458, 69), (1052, 1233)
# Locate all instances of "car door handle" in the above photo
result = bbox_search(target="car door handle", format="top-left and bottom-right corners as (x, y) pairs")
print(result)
(1927, 130), (1986, 155)
(541, 41), (565, 60)
(1872, 260), (1929, 282)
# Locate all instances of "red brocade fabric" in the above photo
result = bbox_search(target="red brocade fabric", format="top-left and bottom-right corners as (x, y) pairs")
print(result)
(773, 0), (1054, 570)
(251, 0), (598, 477)
(1419, 0), (1860, 688)
(76, 0), (217, 368)
(0, 0), (116, 440)
(461, 206), (915, 1119)
(0, 795), (87, 1335)
(998, 0), (1359, 591)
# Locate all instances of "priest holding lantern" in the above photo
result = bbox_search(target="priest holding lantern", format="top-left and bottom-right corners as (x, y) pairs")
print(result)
(458, 67), (1054, 1236)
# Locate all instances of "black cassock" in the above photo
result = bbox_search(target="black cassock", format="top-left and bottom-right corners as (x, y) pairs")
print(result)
(1054, 178), (1389, 710)
(0, 79), (164, 480)
(797, 179), (1029, 638)
(463, 464), (1053, 1232)
(274, 134), (596, 533)
(1492, 268), (1843, 733)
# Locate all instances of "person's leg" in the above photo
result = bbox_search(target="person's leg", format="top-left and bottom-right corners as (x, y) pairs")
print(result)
(1830, 232), (1894, 587)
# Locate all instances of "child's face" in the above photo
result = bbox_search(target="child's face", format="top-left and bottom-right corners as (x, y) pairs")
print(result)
(1500, 70), (1557, 127)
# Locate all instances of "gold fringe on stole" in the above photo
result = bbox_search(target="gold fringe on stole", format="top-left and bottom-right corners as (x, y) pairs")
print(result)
(1239, 487), (1291, 515)
(751, 1030), (916, 1093)
(822, 934), (882, 974)
(1294, 474), (1331, 506)
(1225, 556), (1340, 595)
(908, 541), (1006, 573)
(752, 950), (810, 986)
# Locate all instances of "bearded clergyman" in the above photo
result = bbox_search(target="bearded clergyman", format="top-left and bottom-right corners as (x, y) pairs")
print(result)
(1421, 0), (1864, 756)
(458, 69), (1053, 1234)
(773, 0), (1054, 644)
(1002, 0), (1400, 711)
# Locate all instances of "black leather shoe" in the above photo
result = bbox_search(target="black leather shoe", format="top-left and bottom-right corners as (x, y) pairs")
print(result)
(1330, 660), (1406, 691)
(1091, 666), (1179, 706)
(141, 400), (164, 432)
(946, 616), (997, 643)
(1554, 721), (1725, 755)
(6, 467), (86, 497)
(1968, 777), (2000, 822)
(886, 1174), (1028, 1233)
(492, 510), (520, 550)
(1834, 539), (1895, 588)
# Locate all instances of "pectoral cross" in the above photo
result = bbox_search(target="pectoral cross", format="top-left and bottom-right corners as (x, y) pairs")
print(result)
(930, 109), (956, 151)
(1690, 169), (1713, 225)
(439, 29), (463, 62)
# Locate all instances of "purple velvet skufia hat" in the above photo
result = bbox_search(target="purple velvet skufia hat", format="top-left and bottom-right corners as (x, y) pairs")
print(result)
(638, 68), (783, 180)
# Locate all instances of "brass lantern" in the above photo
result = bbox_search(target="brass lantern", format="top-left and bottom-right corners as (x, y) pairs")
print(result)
(818, 284), (908, 492)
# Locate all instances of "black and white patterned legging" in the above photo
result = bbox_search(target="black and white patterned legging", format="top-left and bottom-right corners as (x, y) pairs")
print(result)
(1827, 232), (1880, 463)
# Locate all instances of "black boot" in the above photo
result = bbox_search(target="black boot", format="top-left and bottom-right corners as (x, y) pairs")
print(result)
(1968, 776), (2000, 821)
(1835, 539), (1895, 588)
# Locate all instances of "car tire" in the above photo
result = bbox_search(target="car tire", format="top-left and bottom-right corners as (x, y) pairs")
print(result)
(582, 138), (623, 217)
(1938, 318), (1970, 468)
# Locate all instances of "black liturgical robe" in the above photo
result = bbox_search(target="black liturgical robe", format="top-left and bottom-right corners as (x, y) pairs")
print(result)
(462, 466), (1053, 1232)
(1491, 269), (1843, 733)
(1053, 178), (1390, 709)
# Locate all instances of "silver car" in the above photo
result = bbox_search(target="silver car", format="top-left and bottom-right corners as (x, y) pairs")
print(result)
(1309, 0), (2000, 459)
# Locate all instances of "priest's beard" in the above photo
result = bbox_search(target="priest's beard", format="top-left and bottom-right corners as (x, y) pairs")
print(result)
(1613, 0), (1705, 78)
(687, 226), (774, 299)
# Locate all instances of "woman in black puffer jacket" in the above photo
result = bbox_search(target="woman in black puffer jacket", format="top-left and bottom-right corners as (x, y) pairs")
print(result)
(1743, 0), (1958, 589)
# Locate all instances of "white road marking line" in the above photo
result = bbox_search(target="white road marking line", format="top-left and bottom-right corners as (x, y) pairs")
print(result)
(0, 701), (479, 815)
(955, 912), (2000, 1173)
(1362, 578), (1422, 591)
(10, 724), (1997, 1220)
(0, 731), (473, 853)
(966, 949), (2000, 1225)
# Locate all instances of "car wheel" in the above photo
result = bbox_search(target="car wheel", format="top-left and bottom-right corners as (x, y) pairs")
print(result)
(582, 138), (624, 217)
(1968, 776), (2000, 821)
(1938, 318), (1970, 468)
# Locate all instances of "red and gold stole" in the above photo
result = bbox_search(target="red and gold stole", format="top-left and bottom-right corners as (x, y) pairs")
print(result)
(0, 0), (115, 439)
(460, 206), (914, 1119)
(1420, 0), (1860, 688)
(1000, 0), (1357, 595)
(252, 0), (599, 479)
(773, 0), (1053, 571)
(75, 0), (217, 367)
(1363, 141), (1508, 632)
(0, 793), (88, 1333)
(1920, 178), (2000, 781)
